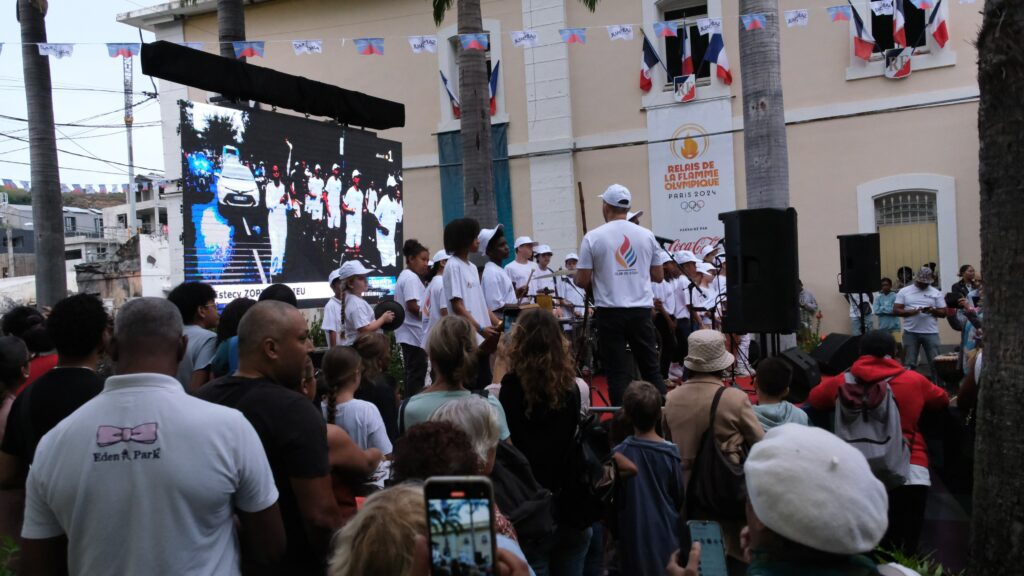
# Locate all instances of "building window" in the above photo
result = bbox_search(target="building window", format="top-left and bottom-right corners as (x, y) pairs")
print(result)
(94, 218), (103, 232)
(64, 249), (83, 261)
(446, 34), (495, 102)
(870, 3), (928, 53)
(664, 4), (711, 83)
(64, 216), (76, 232)
(117, 214), (127, 227)
(874, 190), (939, 286)
(874, 191), (937, 226)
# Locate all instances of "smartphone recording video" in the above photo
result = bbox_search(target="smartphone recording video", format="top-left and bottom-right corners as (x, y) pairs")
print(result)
(425, 476), (497, 575)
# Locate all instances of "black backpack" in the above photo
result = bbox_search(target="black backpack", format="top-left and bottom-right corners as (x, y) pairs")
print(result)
(686, 386), (748, 520)
(490, 441), (557, 544)
(556, 390), (617, 529)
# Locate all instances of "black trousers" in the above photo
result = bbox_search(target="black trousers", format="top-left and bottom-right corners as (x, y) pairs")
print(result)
(883, 483), (929, 554)
(400, 343), (428, 398)
(653, 314), (676, 378)
(596, 307), (665, 406)
(675, 317), (693, 362)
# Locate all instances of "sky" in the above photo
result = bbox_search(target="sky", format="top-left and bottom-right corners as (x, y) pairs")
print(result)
(0, 0), (166, 187)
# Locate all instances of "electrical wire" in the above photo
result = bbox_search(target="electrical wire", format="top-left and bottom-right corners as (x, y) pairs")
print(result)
(0, 158), (140, 177)
(0, 132), (163, 173)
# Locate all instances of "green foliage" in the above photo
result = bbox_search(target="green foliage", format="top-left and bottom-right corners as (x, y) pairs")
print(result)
(3, 189), (30, 205)
(797, 311), (822, 353)
(388, 331), (406, 396)
(0, 536), (18, 576)
(310, 312), (327, 348)
(875, 549), (965, 576)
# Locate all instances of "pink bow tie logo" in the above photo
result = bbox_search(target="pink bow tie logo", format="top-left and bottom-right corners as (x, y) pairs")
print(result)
(96, 423), (158, 447)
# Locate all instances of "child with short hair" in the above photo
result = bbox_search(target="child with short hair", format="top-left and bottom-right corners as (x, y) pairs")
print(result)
(613, 381), (683, 576)
(752, 357), (809, 431)
(321, 346), (393, 455)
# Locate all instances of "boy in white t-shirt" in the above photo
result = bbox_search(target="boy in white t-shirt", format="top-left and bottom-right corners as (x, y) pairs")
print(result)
(322, 269), (345, 347)
(575, 184), (665, 405)
(530, 244), (558, 297)
(479, 224), (517, 313)
(334, 261), (395, 346)
(423, 250), (451, 341)
(504, 236), (538, 304)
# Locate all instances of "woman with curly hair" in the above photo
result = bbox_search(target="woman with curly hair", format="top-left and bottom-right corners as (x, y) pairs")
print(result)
(499, 308), (589, 575)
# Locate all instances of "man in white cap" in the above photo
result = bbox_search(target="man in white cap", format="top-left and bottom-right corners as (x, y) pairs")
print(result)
(342, 170), (365, 253)
(575, 184), (665, 404)
(306, 164), (325, 224)
(505, 236), (539, 303)
(325, 164), (344, 231)
(698, 244), (720, 264)
(478, 224), (517, 314)
(530, 244), (558, 297)
(893, 266), (946, 374)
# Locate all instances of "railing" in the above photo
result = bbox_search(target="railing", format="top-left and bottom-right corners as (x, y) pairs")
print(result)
(65, 224), (168, 242)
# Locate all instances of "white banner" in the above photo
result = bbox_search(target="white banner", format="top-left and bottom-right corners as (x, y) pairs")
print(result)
(785, 9), (810, 28)
(292, 40), (323, 55)
(647, 98), (736, 253)
(510, 30), (539, 48)
(697, 18), (723, 36)
(408, 35), (438, 53)
(607, 25), (634, 41)
(871, 0), (895, 16)
(38, 43), (74, 59)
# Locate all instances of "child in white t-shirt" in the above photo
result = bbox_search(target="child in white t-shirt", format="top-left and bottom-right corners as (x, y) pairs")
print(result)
(321, 346), (393, 455)
(335, 260), (395, 346)
(322, 269), (345, 346)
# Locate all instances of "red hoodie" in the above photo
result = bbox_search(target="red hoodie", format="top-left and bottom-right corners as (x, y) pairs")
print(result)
(809, 355), (949, 468)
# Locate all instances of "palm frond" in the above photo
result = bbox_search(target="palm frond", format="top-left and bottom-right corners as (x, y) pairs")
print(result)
(431, 0), (456, 27)
(576, 0), (600, 12)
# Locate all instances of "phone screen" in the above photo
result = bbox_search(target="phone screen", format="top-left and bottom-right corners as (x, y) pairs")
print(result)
(425, 477), (496, 576)
(687, 520), (728, 576)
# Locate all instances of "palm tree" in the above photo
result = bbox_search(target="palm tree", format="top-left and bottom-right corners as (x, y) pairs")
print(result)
(737, 0), (790, 208)
(217, 0), (246, 61)
(432, 0), (599, 226)
(970, 1), (1024, 573)
(17, 0), (66, 306)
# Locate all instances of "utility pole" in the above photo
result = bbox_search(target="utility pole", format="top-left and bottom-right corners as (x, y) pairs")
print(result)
(0, 193), (13, 278)
(123, 53), (137, 234)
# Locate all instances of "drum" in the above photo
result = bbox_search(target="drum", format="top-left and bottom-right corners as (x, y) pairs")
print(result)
(934, 353), (961, 389)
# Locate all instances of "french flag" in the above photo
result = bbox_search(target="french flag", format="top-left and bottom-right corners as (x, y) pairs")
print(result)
(678, 26), (695, 101)
(439, 70), (461, 119)
(705, 33), (732, 85)
(928, 0), (949, 48)
(640, 35), (662, 92)
(488, 61), (500, 116)
(851, 4), (875, 61)
(893, 0), (907, 47)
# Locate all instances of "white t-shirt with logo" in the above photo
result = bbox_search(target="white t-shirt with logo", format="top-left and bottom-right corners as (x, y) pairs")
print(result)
(423, 275), (448, 343)
(340, 292), (377, 346)
(504, 260), (537, 303)
(577, 219), (660, 309)
(895, 284), (945, 333)
(394, 269), (426, 348)
(443, 256), (490, 344)
(23, 373), (278, 576)
(482, 261), (517, 312)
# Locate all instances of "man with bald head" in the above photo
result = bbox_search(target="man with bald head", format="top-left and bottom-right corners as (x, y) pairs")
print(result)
(198, 301), (343, 575)
(21, 298), (283, 576)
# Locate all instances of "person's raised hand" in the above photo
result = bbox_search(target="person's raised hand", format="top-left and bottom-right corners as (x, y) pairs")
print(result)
(382, 311), (396, 324)
(665, 541), (701, 576)
(482, 325), (500, 340)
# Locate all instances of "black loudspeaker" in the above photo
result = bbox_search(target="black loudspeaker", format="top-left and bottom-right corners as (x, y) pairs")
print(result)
(811, 333), (862, 376)
(719, 208), (800, 334)
(838, 233), (881, 294)
(777, 347), (822, 403)
(141, 41), (405, 130)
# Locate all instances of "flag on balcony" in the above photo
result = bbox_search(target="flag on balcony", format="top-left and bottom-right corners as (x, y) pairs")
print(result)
(705, 33), (733, 85)
(641, 35), (663, 92)
(489, 61), (500, 116)
(893, 0), (907, 46)
(439, 70), (461, 119)
(851, 4), (876, 61)
(928, 0), (949, 47)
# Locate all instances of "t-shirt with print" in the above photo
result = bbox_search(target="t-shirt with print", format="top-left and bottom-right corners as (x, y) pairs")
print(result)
(2, 367), (104, 466)
(402, 390), (511, 440)
(482, 261), (516, 312)
(175, 324), (217, 388)
(504, 260), (537, 303)
(321, 296), (343, 341)
(895, 284), (945, 333)
(443, 256), (490, 344)
(321, 398), (393, 454)
(577, 219), (660, 309)
(394, 269), (426, 348)
(23, 373), (278, 576)
(423, 275), (448, 342)
(340, 292), (377, 346)
(197, 376), (329, 574)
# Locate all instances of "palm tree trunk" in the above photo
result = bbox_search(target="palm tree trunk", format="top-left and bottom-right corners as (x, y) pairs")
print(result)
(18, 0), (66, 306)
(970, 1), (1024, 573)
(737, 0), (790, 209)
(456, 0), (496, 226)
(218, 0), (246, 61)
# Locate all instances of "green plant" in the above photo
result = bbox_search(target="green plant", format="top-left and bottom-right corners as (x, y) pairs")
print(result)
(797, 311), (822, 354)
(0, 536), (19, 576)
(309, 312), (327, 348)
(387, 331), (406, 397)
(875, 548), (965, 576)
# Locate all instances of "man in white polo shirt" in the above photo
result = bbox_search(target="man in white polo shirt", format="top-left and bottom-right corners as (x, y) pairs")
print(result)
(894, 266), (947, 374)
(21, 298), (283, 576)
(575, 184), (665, 405)
(505, 235), (539, 303)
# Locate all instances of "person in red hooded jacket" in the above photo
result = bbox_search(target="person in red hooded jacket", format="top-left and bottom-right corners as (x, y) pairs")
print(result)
(808, 329), (948, 555)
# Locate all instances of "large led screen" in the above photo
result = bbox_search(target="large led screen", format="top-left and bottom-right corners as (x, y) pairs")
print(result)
(180, 101), (403, 306)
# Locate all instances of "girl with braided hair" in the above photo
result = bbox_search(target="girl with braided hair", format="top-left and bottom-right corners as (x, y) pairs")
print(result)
(321, 345), (392, 455)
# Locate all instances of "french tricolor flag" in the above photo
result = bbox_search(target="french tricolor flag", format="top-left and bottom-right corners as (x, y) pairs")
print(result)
(893, 0), (907, 47)
(440, 70), (461, 119)
(705, 33), (732, 85)
(488, 61), (500, 116)
(677, 26), (695, 101)
(928, 0), (949, 48)
(640, 35), (662, 93)
(850, 4), (875, 61)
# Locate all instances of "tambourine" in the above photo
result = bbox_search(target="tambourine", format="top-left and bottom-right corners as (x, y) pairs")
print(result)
(374, 299), (406, 331)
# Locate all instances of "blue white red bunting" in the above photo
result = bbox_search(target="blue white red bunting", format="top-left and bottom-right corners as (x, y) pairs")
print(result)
(354, 38), (384, 55)
(653, 22), (678, 38)
(106, 43), (141, 58)
(292, 40), (323, 55)
(741, 14), (767, 31)
(510, 30), (539, 48)
(408, 35), (438, 54)
(785, 9), (810, 27)
(232, 41), (264, 58)
(909, 0), (935, 9)
(459, 34), (489, 51)
(560, 28), (587, 44)
(607, 25), (634, 41)
(827, 6), (853, 22)
(38, 43), (74, 58)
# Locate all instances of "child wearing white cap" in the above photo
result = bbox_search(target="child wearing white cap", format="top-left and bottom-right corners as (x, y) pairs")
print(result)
(423, 250), (451, 339)
(332, 261), (394, 346)
(504, 236), (538, 304)
(530, 244), (558, 298)
(478, 225), (517, 313)
(322, 268), (346, 347)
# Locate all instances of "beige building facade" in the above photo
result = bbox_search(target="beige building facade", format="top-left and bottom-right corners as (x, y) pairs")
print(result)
(121, 0), (980, 341)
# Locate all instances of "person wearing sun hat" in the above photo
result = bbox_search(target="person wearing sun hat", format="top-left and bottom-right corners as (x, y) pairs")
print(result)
(334, 260), (395, 346)
(663, 329), (763, 561)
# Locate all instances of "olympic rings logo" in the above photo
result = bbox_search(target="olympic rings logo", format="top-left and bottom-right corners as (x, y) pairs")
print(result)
(680, 200), (705, 213)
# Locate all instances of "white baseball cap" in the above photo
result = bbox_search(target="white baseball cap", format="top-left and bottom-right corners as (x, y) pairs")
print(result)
(564, 252), (579, 262)
(328, 269), (341, 285)
(696, 262), (716, 275)
(535, 244), (553, 255)
(699, 245), (720, 259)
(477, 224), (504, 255)
(627, 209), (644, 221)
(598, 184), (632, 208)
(514, 236), (538, 250)
(351, 169), (362, 177)
(673, 250), (700, 265)
(337, 260), (373, 282)
(430, 249), (451, 266)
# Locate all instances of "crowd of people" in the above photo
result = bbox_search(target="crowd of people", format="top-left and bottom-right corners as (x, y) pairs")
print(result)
(0, 182), (969, 575)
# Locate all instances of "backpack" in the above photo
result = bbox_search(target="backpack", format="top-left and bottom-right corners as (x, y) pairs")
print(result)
(687, 386), (748, 520)
(833, 372), (910, 488)
(555, 389), (617, 530)
(489, 442), (557, 544)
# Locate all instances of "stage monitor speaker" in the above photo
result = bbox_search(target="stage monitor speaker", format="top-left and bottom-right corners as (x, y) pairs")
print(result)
(719, 208), (800, 334)
(777, 347), (821, 403)
(838, 233), (881, 294)
(811, 333), (862, 376)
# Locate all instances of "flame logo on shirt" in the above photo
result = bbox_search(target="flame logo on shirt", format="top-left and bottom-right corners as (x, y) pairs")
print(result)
(614, 236), (637, 269)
